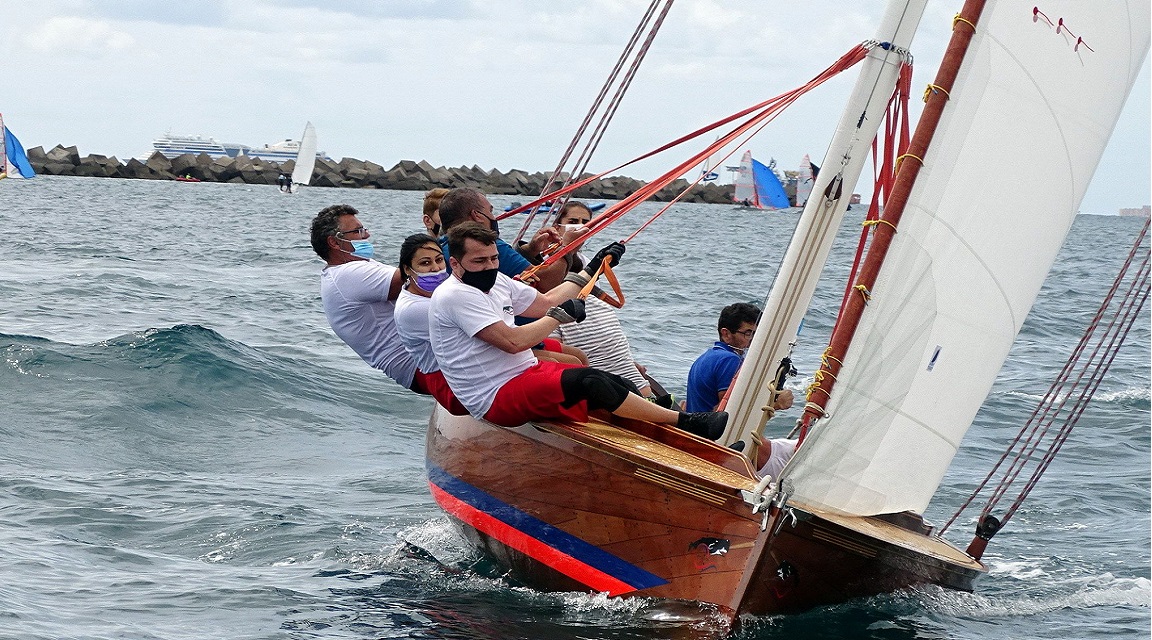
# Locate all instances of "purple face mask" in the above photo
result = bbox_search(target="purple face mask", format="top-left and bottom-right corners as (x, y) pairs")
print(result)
(414, 268), (449, 292)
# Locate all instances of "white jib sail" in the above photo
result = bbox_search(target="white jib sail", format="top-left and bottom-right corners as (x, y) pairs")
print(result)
(722, 0), (928, 446)
(733, 150), (758, 206)
(783, 0), (1151, 517)
(291, 122), (318, 189)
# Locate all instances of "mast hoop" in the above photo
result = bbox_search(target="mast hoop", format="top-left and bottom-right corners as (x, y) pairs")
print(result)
(952, 13), (977, 31)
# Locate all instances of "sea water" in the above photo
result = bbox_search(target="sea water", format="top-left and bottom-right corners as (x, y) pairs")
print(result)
(0, 176), (1147, 640)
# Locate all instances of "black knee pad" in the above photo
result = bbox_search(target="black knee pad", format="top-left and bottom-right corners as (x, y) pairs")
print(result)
(560, 368), (637, 411)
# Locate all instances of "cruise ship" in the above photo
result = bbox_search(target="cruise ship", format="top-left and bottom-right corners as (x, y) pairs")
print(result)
(145, 132), (327, 162)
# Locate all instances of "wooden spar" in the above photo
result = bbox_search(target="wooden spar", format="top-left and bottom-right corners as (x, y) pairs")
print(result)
(801, 0), (988, 431)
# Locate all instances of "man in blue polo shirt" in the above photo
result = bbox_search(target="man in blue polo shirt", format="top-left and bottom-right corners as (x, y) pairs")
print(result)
(687, 302), (794, 414)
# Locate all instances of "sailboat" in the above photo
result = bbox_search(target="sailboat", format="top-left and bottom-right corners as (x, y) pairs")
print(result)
(733, 150), (790, 209)
(794, 154), (815, 208)
(0, 114), (36, 180)
(424, 0), (1148, 619)
(288, 121), (318, 193)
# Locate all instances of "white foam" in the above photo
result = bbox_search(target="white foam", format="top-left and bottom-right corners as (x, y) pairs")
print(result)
(914, 573), (1151, 617)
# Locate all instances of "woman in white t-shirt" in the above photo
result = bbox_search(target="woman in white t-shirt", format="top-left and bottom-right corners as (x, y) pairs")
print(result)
(393, 233), (468, 415)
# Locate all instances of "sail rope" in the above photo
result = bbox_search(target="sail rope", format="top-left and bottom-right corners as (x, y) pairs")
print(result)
(940, 218), (1151, 540)
(513, 44), (872, 281)
(514, 0), (676, 244)
(832, 62), (913, 337)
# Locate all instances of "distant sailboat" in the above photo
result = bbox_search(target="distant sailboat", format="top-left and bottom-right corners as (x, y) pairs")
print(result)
(289, 122), (318, 193)
(0, 114), (36, 180)
(733, 150), (789, 209)
(794, 154), (814, 207)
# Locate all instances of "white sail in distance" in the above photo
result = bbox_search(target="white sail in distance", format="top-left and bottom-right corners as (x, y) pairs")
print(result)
(733, 150), (758, 206)
(722, 0), (928, 446)
(291, 122), (318, 190)
(795, 154), (814, 208)
(783, 0), (1151, 516)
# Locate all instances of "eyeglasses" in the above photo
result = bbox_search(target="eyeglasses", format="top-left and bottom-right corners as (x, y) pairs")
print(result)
(336, 227), (369, 238)
(733, 329), (755, 339)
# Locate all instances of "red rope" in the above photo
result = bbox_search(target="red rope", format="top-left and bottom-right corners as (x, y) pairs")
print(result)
(835, 62), (912, 332)
(514, 45), (871, 279)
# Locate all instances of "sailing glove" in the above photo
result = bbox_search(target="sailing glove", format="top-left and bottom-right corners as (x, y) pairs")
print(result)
(585, 242), (626, 274)
(547, 299), (586, 324)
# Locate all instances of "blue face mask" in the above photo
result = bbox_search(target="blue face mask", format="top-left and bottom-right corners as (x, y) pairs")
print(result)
(414, 269), (449, 292)
(348, 239), (374, 260)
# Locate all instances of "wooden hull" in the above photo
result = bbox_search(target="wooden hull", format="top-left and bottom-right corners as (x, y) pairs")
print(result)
(425, 406), (985, 617)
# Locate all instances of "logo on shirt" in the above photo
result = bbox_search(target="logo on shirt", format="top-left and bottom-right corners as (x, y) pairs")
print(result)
(503, 305), (515, 316)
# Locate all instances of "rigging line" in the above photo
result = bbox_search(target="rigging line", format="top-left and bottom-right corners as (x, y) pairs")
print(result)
(836, 63), (912, 331)
(539, 48), (866, 264)
(984, 224), (1150, 513)
(516, 0), (673, 243)
(498, 44), (870, 223)
(941, 218), (1150, 533)
(1003, 272), (1149, 525)
(513, 47), (872, 278)
(963, 247), (1146, 525)
(998, 252), (1150, 522)
(560, 0), (676, 200)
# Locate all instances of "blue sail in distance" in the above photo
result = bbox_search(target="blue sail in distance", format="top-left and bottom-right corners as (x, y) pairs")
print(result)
(752, 158), (788, 208)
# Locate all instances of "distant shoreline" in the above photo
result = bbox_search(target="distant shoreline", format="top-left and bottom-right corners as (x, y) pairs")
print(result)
(24, 144), (741, 205)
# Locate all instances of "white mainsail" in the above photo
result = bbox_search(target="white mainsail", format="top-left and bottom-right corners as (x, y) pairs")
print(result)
(291, 122), (318, 190)
(783, 0), (1150, 516)
(733, 150), (758, 206)
(722, 0), (927, 446)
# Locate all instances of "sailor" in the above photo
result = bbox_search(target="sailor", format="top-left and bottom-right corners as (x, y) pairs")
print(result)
(310, 204), (425, 396)
(278, 172), (291, 193)
(392, 233), (469, 415)
(548, 201), (676, 408)
(436, 187), (576, 292)
(436, 186), (589, 365)
(429, 222), (728, 436)
(421, 188), (450, 237)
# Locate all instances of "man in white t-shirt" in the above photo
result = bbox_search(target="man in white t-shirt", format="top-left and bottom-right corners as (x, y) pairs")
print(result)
(310, 204), (421, 392)
(429, 222), (729, 437)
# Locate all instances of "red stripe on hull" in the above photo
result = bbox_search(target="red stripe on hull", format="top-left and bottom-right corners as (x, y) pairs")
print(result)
(428, 482), (638, 595)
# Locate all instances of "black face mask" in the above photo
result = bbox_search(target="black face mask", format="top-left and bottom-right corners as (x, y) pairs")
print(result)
(488, 216), (499, 237)
(431, 223), (442, 236)
(460, 267), (499, 293)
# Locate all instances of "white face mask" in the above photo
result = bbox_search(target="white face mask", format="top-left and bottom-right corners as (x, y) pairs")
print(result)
(561, 224), (586, 232)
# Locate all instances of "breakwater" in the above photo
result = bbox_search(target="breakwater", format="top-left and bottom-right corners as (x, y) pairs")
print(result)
(25, 144), (736, 204)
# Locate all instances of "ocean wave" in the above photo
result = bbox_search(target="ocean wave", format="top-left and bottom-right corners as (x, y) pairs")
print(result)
(912, 574), (1151, 617)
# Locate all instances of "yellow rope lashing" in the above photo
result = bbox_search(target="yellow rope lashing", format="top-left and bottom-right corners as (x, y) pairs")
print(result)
(862, 218), (898, 233)
(895, 152), (923, 172)
(953, 13), (976, 31)
(923, 83), (951, 103)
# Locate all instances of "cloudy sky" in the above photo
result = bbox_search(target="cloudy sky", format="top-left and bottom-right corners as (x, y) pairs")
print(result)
(3, 0), (1148, 213)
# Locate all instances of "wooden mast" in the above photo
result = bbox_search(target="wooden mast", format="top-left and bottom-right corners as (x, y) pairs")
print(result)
(800, 0), (989, 434)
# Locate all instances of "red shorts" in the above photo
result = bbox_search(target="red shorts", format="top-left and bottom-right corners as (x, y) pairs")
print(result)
(412, 370), (469, 416)
(484, 360), (589, 427)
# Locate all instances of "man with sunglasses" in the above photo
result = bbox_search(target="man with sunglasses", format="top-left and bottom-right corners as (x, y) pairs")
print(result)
(686, 303), (794, 416)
